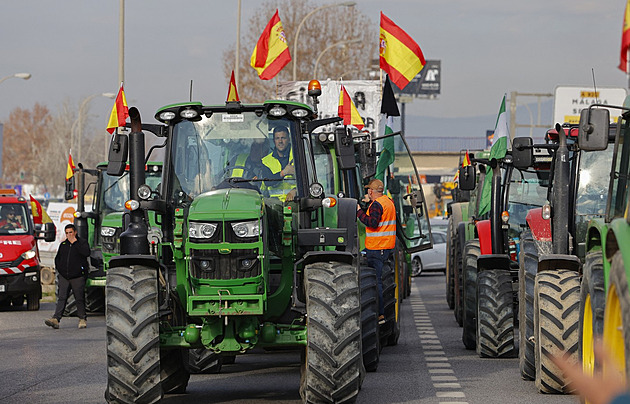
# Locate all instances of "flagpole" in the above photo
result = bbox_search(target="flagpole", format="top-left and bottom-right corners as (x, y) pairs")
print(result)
(627, 48), (629, 89)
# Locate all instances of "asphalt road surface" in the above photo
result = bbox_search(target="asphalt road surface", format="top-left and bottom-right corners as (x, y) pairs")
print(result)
(0, 275), (580, 404)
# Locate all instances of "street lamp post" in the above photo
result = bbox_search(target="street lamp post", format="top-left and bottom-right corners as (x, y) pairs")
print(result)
(292, 1), (356, 81)
(72, 93), (116, 163)
(0, 72), (31, 86)
(313, 39), (361, 78)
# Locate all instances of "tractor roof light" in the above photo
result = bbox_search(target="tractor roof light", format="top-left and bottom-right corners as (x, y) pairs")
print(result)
(159, 111), (176, 121)
(290, 107), (309, 118)
(180, 108), (199, 119)
(137, 184), (152, 200)
(125, 199), (140, 211)
(308, 80), (322, 97)
(269, 105), (287, 117)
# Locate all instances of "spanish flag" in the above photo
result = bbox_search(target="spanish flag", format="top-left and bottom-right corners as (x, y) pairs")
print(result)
(29, 195), (53, 225)
(338, 85), (365, 131)
(620, 0), (630, 72)
(379, 12), (426, 90)
(463, 150), (471, 167)
(66, 151), (75, 181)
(106, 83), (129, 134)
(250, 10), (291, 80)
(227, 70), (240, 102)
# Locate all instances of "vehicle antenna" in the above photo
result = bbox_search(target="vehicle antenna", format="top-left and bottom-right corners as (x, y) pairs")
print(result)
(189, 80), (193, 102)
(591, 68), (598, 100)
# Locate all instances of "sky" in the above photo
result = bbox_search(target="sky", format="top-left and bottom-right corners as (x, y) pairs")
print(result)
(1, 0), (628, 139)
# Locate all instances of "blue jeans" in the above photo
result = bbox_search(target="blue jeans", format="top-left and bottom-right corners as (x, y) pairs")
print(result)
(365, 249), (392, 316)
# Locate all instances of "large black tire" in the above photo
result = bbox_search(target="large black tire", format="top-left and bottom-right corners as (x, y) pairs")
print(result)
(518, 229), (537, 380)
(476, 269), (516, 358)
(64, 286), (105, 316)
(105, 265), (162, 404)
(160, 348), (190, 394)
(301, 262), (362, 404)
(603, 251), (630, 379)
(454, 229), (464, 326)
(462, 239), (479, 349)
(359, 266), (380, 372)
(26, 292), (39, 311)
(534, 270), (580, 394)
(579, 251), (605, 381)
(186, 349), (222, 374)
(381, 261), (400, 347)
(445, 217), (455, 309)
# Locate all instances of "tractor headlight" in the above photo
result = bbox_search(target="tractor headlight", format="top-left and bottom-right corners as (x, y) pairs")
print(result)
(21, 249), (36, 260)
(180, 108), (199, 119)
(231, 221), (260, 238)
(269, 105), (287, 117)
(542, 204), (551, 220)
(159, 111), (176, 121)
(290, 108), (309, 118)
(101, 227), (116, 237)
(309, 183), (324, 198)
(189, 222), (218, 239)
(137, 184), (152, 200)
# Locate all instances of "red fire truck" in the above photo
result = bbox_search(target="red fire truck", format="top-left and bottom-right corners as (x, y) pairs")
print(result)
(0, 190), (55, 310)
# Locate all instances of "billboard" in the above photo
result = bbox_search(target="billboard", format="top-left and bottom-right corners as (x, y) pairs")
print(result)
(553, 86), (627, 125)
(391, 60), (441, 97)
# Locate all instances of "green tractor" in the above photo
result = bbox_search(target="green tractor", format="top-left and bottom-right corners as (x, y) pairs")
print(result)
(63, 161), (162, 315)
(512, 120), (616, 393)
(577, 105), (630, 389)
(103, 90), (431, 403)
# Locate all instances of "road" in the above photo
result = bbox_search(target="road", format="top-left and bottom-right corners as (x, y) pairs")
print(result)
(0, 274), (579, 404)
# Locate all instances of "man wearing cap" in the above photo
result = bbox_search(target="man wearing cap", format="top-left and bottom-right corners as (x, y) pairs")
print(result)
(357, 178), (396, 324)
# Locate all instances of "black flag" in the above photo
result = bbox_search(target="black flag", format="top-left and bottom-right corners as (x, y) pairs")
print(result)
(381, 75), (400, 117)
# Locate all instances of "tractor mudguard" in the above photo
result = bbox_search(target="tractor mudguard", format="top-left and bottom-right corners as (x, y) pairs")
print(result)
(477, 254), (512, 272)
(476, 220), (492, 255)
(108, 254), (160, 270)
(526, 208), (551, 243)
(538, 254), (581, 273)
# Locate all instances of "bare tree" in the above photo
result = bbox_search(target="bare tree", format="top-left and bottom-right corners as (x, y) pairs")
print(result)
(223, 0), (378, 102)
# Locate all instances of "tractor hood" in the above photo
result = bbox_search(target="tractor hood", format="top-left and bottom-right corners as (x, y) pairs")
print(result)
(188, 188), (263, 221)
(101, 212), (124, 228)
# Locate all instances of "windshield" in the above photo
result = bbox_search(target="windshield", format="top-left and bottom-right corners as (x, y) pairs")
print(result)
(169, 113), (296, 203)
(101, 169), (162, 214)
(0, 203), (30, 235)
(507, 166), (549, 233)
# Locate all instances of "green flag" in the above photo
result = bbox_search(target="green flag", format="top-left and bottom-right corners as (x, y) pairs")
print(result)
(375, 116), (395, 182)
(478, 94), (509, 216)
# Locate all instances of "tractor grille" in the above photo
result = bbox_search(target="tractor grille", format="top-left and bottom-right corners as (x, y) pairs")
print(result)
(190, 248), (260, 280)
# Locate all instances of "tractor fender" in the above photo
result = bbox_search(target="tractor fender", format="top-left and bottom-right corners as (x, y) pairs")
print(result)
(583, 218), (607, 258)
(526, 208), (551, 242)
(538, 254), (582, 273)
(108, 254), (160, 270)
(606, 220), (630, 268)
(477, 254), (512, 272)
(476, 220), (492, 255)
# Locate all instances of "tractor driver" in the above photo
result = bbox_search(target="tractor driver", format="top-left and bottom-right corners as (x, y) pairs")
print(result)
(262, 126), (296, 202)
(0, 206), (24, 230)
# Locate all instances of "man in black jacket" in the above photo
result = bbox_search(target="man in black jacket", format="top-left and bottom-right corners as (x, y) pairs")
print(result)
(45, 224), (91, 329)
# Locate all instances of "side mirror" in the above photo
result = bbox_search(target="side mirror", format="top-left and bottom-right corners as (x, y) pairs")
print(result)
(107, 133), (129, 176)
(334, 126), (356, 170)
(358, 140), (376, 179)
(412, 189), (424, 207)
(458, 165), (476, 191)
(512, 137), (533, 169)
(64, 177), (75, 200)
(42, 222), (56, 242)
(578, 108), (610, 151)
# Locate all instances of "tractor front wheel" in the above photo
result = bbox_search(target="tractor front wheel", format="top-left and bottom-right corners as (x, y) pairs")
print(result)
(476, 269), (515, 358)
(360, 265), (380, 372)
(462, 239), (479, 350)
(301, 261), (362, 404)
(518, 229), (537, 380)
(105, 265), (161, 404)
(579, 251), (605, 383)
(603, 251), (630, 381)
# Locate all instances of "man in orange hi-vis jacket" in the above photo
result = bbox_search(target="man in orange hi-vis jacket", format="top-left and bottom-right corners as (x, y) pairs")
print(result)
(357, 178), (396, 324)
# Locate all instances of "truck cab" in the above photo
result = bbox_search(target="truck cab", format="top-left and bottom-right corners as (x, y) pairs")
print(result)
(0, 190), (55, 310)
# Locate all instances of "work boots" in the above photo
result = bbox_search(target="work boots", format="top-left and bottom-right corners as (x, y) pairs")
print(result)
(45, 318), (59, 329)
(78, 319), (87, 329)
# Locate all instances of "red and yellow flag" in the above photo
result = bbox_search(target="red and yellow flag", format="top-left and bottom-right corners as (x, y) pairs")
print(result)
(463, 150), (471, 167)
(620, 0), (630, 72)
(338, 85), (365, 131)
(379, 12), (426, 90)
(250, 9), (291, 80)
(29, 195), (52, 225)
(227, 70), (240, 102)
(106, 84), (129, 134)
(66, 151), (75, 181)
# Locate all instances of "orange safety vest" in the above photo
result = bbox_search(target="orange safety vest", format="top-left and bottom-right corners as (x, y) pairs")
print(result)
(365, 194), (396, 250)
